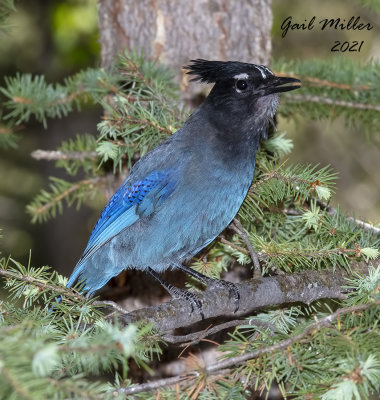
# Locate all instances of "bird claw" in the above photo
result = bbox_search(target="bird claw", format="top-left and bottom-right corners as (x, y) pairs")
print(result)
(225, 281), (240, 313)
(208, 279), (240, 313)
(171, 288), (204, 320)
(176, 265), (241, 314)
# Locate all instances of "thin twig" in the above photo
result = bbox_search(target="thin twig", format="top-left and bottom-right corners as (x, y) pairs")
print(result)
(122, 57), (151, 88)
(204, 301), (378, 373)
(0, 127), (14, 135)
(163, 320), (245, 345)
(347, 218), (379, 235)
(231, 218), (261, 274)
(282, 208), (302, 216)
(92, 300), (129, 314)
(220, 233), (361, 259)
(104, 115), (173, 134)
(0, 124), (24, 135)
(249, 172), (378, 236)
(219, 236), (249, 256)
(274, 72), (371, 91)
(12, 88), (86, 108)
(285, 93), (380, 112)
(51, 88), (86, 106)
(282, 204), (379, 236)
(118, 374), (192, 395)
(162, 318), (276, 346)
(317, 202), (380, 236)
(31, 177), (101, 218)
(117, 301), (378, 395)
(0, 267), (84, 301)
(250, 167), (313, 192)
(31, 149), (98, 161)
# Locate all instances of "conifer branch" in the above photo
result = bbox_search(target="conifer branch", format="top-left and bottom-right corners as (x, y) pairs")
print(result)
(347, 218), (379, 235)
(218, 236), (250, 256)
(0, 0), (16, 33)
(1, 49), (378, 399)
(284, 204), (380, 236)
(261, 246), (360, 258)
(275, 72), (372, 91)
(0, 363), (33, 400)
(285, 93), (380, 112)
(31, 149), (98, 161)
(318, 202), (380, 235)
(0, 267), (84, 300)
(0, 126), (13, 135)
(33, 177), (93, 215)
(162, 319), (275, 346)
(105, 115), (173, 134)
(10, 88), (86, 108)
(203, 301), (379, 372)
(122, 56), (151, 88)
(118, 301), (378, 395)
(0, 121), (22, 148)
(46, 378), (103, 400)
(231, 218), (261, 273)
(274, 58), (380, 132)
(118, 374), (191, 396)
(250, 165), (333, 192)
(57, 342), (118, 354)
(92, 300), (130, 314)
(119, 263), (369, 333)
(27, 176), (102, 223)
(0, 69), (121, 127)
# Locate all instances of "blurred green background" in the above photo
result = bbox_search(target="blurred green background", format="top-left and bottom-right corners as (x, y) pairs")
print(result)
(0, 0), (101, 273)
(0, 0), (378, 276)
(273, 0), (380, 226)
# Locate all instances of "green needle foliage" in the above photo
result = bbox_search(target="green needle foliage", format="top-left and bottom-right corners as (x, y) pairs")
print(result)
(0, 0), (15, 33)
(0, 68), (120, 128)
(1, 4), (380, 398)
(274, 58), (380, 134)
(356, 0), (380, 12)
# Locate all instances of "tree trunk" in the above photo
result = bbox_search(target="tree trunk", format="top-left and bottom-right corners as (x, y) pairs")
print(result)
(97, 0), (272, 98)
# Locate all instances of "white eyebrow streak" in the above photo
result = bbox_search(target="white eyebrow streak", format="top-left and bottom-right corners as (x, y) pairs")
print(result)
(255, 65), (267, 79)
(234, 73), (249, 80)
(261, 65), (274, 75)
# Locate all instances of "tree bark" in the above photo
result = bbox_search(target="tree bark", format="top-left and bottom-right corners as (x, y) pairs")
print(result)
(117, 262), (369, 333)
(97, 0), (272, 98)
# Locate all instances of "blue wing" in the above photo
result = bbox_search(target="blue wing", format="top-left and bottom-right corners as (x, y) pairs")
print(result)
(67, 170), (175, 288)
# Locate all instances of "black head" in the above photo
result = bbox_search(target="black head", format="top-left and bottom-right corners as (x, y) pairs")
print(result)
(184, 59), (301, 129)
(185, 59), (300, 95)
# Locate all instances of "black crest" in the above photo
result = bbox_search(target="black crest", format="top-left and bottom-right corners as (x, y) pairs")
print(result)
(184, 59), (273, 84)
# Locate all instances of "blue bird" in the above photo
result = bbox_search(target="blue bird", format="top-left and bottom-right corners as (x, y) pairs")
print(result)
(67, 59), (301, 312)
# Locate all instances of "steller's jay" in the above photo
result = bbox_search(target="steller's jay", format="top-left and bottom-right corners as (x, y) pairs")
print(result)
(67, 59), (301, 313)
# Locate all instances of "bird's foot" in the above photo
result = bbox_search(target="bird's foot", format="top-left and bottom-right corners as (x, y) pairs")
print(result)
(169, 285), (204, 320)
(208, 279), (240, 313)
(147, 267), (204, 319)
(175, 264), (240, 313)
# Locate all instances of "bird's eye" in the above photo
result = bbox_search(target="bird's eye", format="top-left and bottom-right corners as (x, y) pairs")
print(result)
(236, 80), (248, 91)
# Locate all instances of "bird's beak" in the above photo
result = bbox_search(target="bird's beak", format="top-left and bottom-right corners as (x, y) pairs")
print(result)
(263, 76), (301, 95)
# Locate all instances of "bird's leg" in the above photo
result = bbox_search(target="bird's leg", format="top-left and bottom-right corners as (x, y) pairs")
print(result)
(176, 264), (240, 313)
(147, 267), (204, 319)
